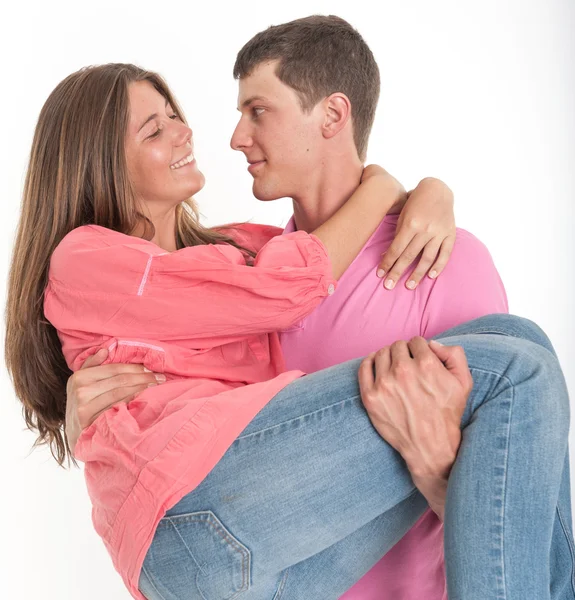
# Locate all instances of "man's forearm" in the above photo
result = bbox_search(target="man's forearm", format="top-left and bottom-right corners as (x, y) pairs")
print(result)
(410, 472), (449, 522)
(387, 177), (450, 215)
(402, 438), (459, 523)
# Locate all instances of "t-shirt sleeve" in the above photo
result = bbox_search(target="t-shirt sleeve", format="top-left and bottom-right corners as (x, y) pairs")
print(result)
(44, 227), (336, 344)
(420, 229), (509, 339)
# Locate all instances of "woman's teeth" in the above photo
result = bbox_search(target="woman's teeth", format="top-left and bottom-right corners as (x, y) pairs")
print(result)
(170, 153), (195, 170)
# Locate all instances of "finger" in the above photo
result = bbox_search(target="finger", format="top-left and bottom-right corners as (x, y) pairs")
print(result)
(373, 346), (391, 374)
(403, 239), (444, 289)
(78, 371), (165, 404)
(427, 234), (456, 280)
(83, 384), (151, 427)
(429, 341), (471, 387)
(358, 352), (377, 393)
(76, 362), (158, 384)
(377, 229), (414, 279)
(389, 340), (411, 365)
(381, 233), (432, 290)
(407, 336), (441, 364)
(80, 348), (108, 370)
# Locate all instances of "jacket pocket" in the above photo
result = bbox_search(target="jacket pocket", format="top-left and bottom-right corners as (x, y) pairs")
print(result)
(141, 510), (251, 600)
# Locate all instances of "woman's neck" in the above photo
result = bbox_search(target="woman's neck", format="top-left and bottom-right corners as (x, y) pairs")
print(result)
(131, 206), (178, 252)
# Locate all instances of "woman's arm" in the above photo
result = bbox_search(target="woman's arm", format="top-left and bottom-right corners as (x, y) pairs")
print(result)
(312, 168), (456, 286)
(312, 165), (406, 279)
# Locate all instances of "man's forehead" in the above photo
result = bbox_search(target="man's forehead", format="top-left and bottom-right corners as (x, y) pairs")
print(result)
(236, 61), (282, 108)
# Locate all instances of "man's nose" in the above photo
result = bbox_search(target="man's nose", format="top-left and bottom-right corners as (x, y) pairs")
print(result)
(230, 119), (252, 151)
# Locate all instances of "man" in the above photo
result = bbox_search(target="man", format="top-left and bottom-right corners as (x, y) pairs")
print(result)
(65, 15), (574, 600)
(228, 16), (506, 599)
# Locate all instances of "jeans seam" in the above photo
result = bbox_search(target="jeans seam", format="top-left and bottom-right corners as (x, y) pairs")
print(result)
(272, 569), (289, 600)
(141, 564), (167, 600)
(556, 505), (575, 596)
(498, 384), (512, 599)
(235, 395), (360, 441)
(465, 367), (514, 599)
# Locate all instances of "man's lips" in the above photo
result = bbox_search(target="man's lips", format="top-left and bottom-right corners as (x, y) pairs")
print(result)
(248, 160), (266, 174)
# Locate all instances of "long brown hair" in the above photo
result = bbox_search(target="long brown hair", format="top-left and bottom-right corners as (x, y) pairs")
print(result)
(5, 63), (254, 468)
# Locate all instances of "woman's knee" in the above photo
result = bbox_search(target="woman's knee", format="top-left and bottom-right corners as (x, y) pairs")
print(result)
(436, 314), (556, 357)
(479, 314), (556, 356)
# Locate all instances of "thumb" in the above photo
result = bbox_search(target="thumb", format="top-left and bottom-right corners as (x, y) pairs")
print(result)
(429, 340), (471, 388)
(79, 348), (108, 370)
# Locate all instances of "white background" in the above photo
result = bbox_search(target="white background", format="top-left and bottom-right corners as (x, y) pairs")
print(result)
(1, 1), (573, 598)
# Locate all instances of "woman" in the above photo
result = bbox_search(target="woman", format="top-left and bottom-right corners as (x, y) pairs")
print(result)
(6, 63), (572, 600)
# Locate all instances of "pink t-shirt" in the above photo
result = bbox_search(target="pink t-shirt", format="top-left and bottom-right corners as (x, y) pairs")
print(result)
(280, 214), (509, 600)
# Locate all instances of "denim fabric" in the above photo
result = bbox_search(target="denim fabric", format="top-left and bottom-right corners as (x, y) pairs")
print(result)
(139, 315), (575, 600)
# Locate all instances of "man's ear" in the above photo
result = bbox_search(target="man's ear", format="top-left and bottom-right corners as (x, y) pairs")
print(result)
(322, 93), (352, 140)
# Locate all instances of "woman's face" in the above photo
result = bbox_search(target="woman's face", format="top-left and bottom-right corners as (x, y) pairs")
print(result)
(125, 80), (204, 212)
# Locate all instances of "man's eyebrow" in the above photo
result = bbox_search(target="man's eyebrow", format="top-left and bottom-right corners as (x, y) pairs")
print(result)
(138, 97), (170, 132)
(238, 95), (270, 111)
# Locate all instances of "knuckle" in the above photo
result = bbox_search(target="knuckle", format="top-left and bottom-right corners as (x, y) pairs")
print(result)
(399, 252), (416, 264)
(375, 348), (387, 360)
(111, 387), (128, 400)
(419, 356), (436, 371)
(374, 376), (391, 393)
(392, 362), (410, 377)
(74, 387), (90, 405)
(115, 374), (129, 387)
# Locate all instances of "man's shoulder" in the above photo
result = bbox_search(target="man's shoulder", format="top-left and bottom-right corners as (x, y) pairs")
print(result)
(449, 227), (496, 266)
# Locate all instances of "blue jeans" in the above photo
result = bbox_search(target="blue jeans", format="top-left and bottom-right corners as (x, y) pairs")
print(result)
(138, 315), (575, 600)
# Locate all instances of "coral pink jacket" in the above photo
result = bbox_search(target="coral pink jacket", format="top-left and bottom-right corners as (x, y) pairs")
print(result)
(44, 223), (336, 599)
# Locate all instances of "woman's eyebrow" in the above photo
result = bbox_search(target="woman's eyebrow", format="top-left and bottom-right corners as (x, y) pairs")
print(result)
(138, 98), (170, 132)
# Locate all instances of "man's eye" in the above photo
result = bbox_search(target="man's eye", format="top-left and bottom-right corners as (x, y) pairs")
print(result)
(252, 107), (265, 118)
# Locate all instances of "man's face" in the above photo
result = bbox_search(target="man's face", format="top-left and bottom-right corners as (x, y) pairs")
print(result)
(231, 60), (325, 201)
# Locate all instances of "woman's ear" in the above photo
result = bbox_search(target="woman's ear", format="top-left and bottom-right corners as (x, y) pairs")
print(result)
(322, 93), (352, 140)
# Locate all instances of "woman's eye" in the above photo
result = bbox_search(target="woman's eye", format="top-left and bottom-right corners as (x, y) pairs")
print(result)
(169, 114), (179, 120)
(148, 128), (161, 139)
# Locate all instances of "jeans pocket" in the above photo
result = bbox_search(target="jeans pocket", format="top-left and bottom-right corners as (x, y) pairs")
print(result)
(140, 510), (251, 600)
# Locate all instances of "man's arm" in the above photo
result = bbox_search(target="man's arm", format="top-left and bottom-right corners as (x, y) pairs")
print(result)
(405, 230), (509, 518)
(358, 338), (473, 522)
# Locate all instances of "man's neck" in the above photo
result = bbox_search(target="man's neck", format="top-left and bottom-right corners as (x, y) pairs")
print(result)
(291, 160), (364, 233)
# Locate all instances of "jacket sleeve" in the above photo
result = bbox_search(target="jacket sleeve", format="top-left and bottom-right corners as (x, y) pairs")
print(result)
(44, 226), (336, 343)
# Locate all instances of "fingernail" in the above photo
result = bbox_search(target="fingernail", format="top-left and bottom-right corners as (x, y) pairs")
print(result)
(155, 374), (167, 382)
(406, 280), (416, 290)
(147, 383), (158, 388)
(384, 279), (395, 290)
(97, 348), (107, 355)
(376, 268), (385, 278)
(430, 340), (444, 346)
(143, 367), (152, 372)
(429, 270), (437, 279)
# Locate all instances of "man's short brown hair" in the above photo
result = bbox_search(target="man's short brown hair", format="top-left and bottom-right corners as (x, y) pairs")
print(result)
(233, 15), (380, 161)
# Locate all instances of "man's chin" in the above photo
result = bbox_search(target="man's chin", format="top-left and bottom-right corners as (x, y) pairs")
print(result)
(252, 182), (286, 202)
